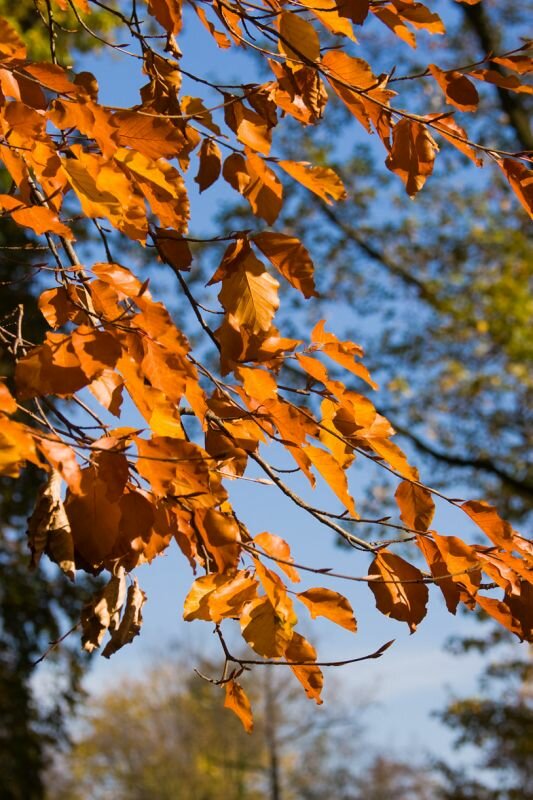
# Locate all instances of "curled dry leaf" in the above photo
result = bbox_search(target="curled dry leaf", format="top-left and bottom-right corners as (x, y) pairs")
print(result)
(27, 470), (75, 581)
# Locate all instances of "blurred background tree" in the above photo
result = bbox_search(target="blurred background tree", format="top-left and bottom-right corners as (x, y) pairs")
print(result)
(47, 655), (436, 800)
(435, 618), (533, 800)
(0, 6), (116, 798)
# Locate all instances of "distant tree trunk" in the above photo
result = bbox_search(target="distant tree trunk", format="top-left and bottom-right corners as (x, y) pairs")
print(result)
(264, 672), (282, 800)
(461, 2), (533, 151)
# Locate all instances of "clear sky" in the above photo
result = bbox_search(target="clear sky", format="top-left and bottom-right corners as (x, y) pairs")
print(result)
(66, 6), (501, 766)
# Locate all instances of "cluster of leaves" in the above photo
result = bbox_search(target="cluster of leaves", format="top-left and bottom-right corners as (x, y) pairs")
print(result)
(0, 0), (531, 731)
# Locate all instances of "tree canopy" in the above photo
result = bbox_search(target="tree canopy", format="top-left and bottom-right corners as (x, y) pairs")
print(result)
(0, 0), (531, 732)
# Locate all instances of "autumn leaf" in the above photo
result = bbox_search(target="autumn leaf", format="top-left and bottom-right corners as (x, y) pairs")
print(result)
(386, 119), (439, 197)
(224, 680), (254, 732)
(241, 596), (295, 658)
(278, 12), (321, 67)
(278, 160), (346, 204)
(195, 138), (222, 192)
(395, 480), (435, 531)
(285, 631), (324, 703)
(428, 64), (479, 112)
(218, 250), (280, 334)
(368, 550), (428, 632)
(252, 231), (318, 298)
(297, 588), (357, 632)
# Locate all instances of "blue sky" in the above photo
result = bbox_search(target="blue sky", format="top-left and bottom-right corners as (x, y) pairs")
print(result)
(64, 4), (509, 765)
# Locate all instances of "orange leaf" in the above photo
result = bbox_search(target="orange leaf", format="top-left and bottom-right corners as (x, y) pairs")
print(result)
(304, 444), (357, 517)
(416, 534), (461, 614)
(135, 436), (213, 500)
(300, 0), (357, 40)
(224, 680), (254, 732)
(10, 205), (73, 239)
(225, 100), (271, 155)
(386, 119), (439, 197)
(37, 438), (82, 495)
(297, 587), (357, 632)
(279, 160), (346, 204)
(395, 480), (435, 531)
(241, 596), (294, 657)
(428, 64), (479, 112)
(278, 12), (321, 67)
(498, 159), (533, 219)
(368, 550), (428, 632)
(146, 0), (182, 33)
(252, 231), (318, 299)
(285, 632), (324, 703)
(223, 151), (283, 224)
(0, 17), (26, 61)
(254, 532), (300, 583)
(218, 251), (280, 334)
(462, 499), (514, 547)
(431, 532), (481, 598)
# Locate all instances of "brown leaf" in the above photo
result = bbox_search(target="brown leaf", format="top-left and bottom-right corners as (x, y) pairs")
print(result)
(81, 570), (127, 653)
(385, 119), (439, 197)
(102, 578), (147, 657)
(155, 229), (193, 271)
(368, 550), (428, 632)
(428, 64), (479, 112)
(27, 470), (75, 580)
(195, 138), (222, 192)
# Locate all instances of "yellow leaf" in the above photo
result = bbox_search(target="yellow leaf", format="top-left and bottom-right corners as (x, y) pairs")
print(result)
(304, 444), (357, 517)
(240, 596), (294, 657)
(218, 251), (280, 334)
(279, 12), (321, 68)
(300, 0), (357, 40)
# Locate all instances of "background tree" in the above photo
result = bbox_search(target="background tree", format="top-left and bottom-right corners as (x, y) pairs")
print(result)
(0, 7), (116, 797)
(434, 619), (533, 800)
(48, 654), (436, 800)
